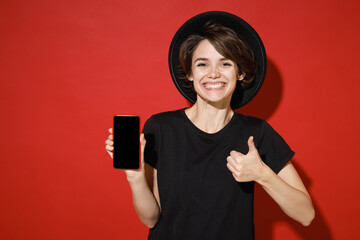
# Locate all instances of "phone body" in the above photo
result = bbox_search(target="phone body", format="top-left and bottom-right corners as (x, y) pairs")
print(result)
(113, 115), (140, 169)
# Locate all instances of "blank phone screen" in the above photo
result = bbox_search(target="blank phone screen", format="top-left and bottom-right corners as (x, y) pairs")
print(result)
(113, 115), (140, 169)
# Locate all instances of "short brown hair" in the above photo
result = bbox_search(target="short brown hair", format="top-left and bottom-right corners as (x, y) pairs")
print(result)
(178, 21), (257, 91)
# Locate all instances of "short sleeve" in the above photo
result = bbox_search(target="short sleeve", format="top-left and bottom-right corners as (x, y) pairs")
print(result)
(142, 116), (160, 169)
(257, 121), (295, 174)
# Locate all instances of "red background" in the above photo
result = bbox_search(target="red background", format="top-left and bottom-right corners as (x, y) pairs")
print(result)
(1, 0), (359, 239)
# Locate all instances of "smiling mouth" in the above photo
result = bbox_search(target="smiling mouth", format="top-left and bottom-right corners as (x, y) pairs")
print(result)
(203, 82), (225, 89)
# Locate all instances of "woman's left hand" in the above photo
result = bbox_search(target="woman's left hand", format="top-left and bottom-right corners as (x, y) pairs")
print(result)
(226, 136), (269, 183)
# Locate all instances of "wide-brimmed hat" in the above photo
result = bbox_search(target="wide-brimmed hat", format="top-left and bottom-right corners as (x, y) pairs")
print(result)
(168, 11), (267, 109)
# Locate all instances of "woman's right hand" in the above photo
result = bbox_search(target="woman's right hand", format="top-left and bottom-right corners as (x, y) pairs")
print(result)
(105, 128), (147, 182)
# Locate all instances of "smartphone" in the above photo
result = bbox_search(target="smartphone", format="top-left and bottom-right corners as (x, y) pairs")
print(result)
(113, 115), (140, 169)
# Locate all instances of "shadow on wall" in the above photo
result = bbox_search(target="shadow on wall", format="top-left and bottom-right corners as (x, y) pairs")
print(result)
(238, 58), (283, 120)
(236, 58), (332, 239)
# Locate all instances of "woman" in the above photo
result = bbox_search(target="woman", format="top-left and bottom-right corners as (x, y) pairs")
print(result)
(105, 11), (315, 240)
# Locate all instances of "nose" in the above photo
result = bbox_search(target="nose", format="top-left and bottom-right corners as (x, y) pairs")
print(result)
(207, 65), (220, 79)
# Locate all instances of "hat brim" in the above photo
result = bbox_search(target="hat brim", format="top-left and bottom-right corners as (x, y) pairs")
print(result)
(168, 11), (267, 109)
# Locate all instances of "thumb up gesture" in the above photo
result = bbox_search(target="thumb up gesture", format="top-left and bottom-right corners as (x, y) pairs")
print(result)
(226, 136), (268, 183)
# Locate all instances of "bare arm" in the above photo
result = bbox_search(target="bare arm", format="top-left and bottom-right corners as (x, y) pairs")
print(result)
(127, 164), (161, 228)
(226, 136), (315, 226)
(257, 162), (315, 226)
(105, 129), (161, 228)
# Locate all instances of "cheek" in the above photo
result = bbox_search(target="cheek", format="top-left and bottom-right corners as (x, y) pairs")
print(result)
(189, 70), (203, 82)
(230, 70), (239, 81)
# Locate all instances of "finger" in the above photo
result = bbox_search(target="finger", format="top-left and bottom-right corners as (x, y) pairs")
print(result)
(230, 150), (242, 158)
(108, 128), (114, 140)
(105, 144), (114, 152)
(105, 139), (113, 146)
(227, 155), (243, 172)
(226, 161), (238, 174)
(247, 136), (257, 153)
(227, 163), (244, 182)
(226, 155), (240, 172)
(107, 149), (113, 159)
(226, 155), (237, 167)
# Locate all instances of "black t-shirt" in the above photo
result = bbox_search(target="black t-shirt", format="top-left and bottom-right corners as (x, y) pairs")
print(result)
(143, 109), (294, 240)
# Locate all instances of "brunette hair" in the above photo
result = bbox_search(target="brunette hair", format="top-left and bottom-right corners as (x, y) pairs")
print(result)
(178, 21), (257, 91)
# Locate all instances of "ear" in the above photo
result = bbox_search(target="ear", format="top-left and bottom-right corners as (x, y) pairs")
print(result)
(187, 74), (194, 81)
(238, 73), (246, 81)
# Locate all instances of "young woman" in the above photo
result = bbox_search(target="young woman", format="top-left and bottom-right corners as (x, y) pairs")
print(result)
(105, 11), (315, 240)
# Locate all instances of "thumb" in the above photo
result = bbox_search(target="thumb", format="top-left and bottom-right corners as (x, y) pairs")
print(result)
(140, 133), (146, 151)
(247, 136), (257, 153)
(140, 133), (147, 170)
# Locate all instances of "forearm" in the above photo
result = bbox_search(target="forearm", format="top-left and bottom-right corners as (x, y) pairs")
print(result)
(128, 177), (161, 228)
(257, 166), (315, 226)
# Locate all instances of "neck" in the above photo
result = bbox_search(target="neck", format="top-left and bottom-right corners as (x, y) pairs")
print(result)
(185, 100), (234, 134)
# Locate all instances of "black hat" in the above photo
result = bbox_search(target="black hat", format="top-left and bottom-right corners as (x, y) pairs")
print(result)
(168, 11), (267, 109)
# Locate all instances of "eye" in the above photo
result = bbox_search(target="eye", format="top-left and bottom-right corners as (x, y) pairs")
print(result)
(196, 63), (206, 67)
(222, 62), (232, 67)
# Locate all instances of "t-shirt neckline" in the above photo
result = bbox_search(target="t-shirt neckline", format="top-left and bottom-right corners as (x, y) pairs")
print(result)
(180, 108), (237, 138)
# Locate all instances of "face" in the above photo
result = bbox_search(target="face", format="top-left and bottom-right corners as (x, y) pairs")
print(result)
(188, 39), (242, 107)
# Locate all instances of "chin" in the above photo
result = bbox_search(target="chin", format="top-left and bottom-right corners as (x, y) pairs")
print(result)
(197, 95), (233, 107)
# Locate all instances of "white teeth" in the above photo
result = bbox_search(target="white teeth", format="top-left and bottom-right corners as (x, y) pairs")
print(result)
(204, 83), (224, 89)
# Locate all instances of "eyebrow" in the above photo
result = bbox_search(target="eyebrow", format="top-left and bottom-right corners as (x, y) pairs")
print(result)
(194, 58), (208, 63)
(194, 57), (229, 63)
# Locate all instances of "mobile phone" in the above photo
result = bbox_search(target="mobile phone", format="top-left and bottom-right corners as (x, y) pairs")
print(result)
(113, 115), (140, 169)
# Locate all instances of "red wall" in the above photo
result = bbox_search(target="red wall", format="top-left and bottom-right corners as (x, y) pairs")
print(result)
(1, 0), (359, 239)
